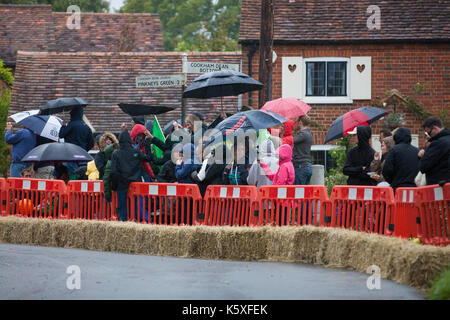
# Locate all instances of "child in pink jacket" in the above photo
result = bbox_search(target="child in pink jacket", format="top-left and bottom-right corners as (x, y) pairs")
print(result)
(260, 144), (295, 185)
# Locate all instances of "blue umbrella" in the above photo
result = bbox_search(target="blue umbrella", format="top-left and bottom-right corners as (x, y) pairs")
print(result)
(9, 110), (62, 142)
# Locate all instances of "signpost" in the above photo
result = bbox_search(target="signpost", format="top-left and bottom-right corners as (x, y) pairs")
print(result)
(185, 61), (239, 74)
(136, 75), (185, 88)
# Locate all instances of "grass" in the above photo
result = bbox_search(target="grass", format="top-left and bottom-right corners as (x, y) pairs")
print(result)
(427, 268), (450, 300)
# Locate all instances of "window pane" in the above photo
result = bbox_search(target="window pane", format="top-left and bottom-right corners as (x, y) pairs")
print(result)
(327, 62), (346, 96)
(306, 62), (325, 96)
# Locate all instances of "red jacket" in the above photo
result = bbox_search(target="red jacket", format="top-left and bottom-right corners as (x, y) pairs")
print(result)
(282, 120), (295, 148)
(130, 124), (155, 178)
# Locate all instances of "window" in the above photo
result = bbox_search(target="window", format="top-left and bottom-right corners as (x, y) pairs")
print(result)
(310, 145), (339, 173)
(303, 57), (352, 104)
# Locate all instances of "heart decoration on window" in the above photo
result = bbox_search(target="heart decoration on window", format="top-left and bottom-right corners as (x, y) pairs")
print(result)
(288, 64), (297, 73)
(357, 64), (365, 73)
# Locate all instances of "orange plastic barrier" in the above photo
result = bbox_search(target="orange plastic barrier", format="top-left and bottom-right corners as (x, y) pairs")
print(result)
(330, 186), (395, 235)
(66, 181), (118, 221)
(128, 182), (203, 225)
(258, 185), (331, 227)
(0, 178), (7, 216)
(203, 185), (259, 226)
(394, 188), (420, 239)
(415, 184), (450, 246)
(6, 178), (66, 219)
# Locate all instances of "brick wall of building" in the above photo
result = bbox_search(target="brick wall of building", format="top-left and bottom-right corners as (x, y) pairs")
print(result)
(10, 51), (242, 133)
(242, 42), (450, 147)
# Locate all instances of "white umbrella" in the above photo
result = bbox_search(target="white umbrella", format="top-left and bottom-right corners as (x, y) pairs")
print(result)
(9, 109), (63, 142)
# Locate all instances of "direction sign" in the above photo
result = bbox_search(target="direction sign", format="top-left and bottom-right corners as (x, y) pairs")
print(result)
(185, 61), (240, 74)
(136, 75), (185, 88)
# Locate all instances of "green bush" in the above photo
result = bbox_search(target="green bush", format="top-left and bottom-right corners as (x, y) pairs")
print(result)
(325, 171), (347, 196)
(0, 59), (13, 178)
(325, 136), (351, 195)
(427, 268), (450, 300)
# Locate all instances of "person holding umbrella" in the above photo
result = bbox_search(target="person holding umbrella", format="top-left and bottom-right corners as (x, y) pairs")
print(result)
(292, 115), (313, 185)
(342, 125), (377, 186)
(4, 122), (36, 177)
(58, 107), (94, 180)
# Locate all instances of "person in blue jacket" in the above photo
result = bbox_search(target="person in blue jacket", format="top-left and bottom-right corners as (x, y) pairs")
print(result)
(5, 121), (36, 177)
(58, 107), (94, 179)
(175, 143), (200, 184)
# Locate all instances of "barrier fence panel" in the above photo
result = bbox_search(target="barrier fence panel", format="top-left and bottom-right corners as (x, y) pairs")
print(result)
(330, 186), (395, 235)
(203, 185), (258, 226)
(416, 184), (450, 246)
(394, 188), (420, 239)
(128, 182), (203, 225)
(6, 178), (66, 219)
(258, 185), (331, 227)
(67, 181), (117, 220)
(0, 178), (7, 216)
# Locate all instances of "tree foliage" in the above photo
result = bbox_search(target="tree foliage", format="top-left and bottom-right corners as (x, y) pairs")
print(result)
(0, 59), (13, 178)
(120, 0), (241, 51)
(0, 0), (109, 12)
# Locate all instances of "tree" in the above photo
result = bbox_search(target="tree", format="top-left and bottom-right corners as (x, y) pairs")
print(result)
(120, 0), (241, 51)
(0, 59), (13, 178)
(0, 0), (109, 12)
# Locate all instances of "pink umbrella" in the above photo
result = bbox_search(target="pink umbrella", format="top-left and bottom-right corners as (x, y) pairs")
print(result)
(261, 98), (311, 119)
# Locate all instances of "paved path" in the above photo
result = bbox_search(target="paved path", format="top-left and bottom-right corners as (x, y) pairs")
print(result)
(0, 244), (424, 300)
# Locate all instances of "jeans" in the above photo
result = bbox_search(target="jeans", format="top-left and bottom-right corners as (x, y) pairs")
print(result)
(294, 166), (312, 185)
(10, 162), (29, 178)
(117, 189), (128, 222)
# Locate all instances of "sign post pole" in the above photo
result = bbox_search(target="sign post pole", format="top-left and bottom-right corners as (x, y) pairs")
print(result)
(181, 53), (188, 126)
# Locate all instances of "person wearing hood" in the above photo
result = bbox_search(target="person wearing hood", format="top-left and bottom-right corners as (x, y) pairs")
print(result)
(110, 130), (152, 221)
(382, 127), (420, 191)
(130, 124), (155, 181)
(247, 140), (279, 189)
(5, 122), (37, 178)
(343, 125), (377, 186)
(260, 144), (295, 186)
(58, 107), (94, 179)
(175, 143), (200, 184)
(95, 132), (119, 180)
(282, 120), (295, 148)
(418, 117), (450, 185)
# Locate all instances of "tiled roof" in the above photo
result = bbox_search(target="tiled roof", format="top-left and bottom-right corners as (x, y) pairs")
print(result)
(10, 51), (243, 133)
(239, 0), (450, 43)
(0, 5), (164, 65)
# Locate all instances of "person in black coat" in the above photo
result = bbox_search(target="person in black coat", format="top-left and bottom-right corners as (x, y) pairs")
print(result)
(343, 125), (376, 186)
(110, 130), (152, 221)
(418, 117), (450, 185)
(382, 127), (420, 191)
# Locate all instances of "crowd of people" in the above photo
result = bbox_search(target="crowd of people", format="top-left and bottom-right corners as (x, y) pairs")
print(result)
(4, 104), (450, 221)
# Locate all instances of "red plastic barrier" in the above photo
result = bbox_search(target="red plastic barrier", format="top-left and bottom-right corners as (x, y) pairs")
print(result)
(394, 188), (420, 239)
(0, 178), (7, 216)
(330, 186), (395, 235)
(6, 178), (66, 219)
(66, 181), (117, 220)
(415, 184), (450, 246)
(203, 185), (258, 226)
(128, 182), (203, 225)
(258, 185), (331, 227)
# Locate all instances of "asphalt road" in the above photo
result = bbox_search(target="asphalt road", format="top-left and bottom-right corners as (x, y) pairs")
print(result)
(0, 244), (425, 300)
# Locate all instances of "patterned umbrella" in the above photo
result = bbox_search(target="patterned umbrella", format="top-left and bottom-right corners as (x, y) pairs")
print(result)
(10, 109), (62, 142)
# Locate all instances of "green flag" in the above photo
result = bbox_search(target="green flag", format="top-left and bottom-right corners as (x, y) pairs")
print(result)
(152, 115), (165, 160)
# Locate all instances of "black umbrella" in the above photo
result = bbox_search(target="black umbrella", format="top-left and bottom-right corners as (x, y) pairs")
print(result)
(21, 142), (94, 163)
(39, 98), (88, 115)
(182, 70), (264, 112)
(118, 103), (175, 116)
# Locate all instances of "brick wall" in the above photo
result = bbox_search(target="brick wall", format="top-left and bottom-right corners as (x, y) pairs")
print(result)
(10, 51), (242, 133)
(242, 42), (450, 147)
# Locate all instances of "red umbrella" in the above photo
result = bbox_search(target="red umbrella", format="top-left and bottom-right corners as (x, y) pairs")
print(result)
(261, 98), (311, 119)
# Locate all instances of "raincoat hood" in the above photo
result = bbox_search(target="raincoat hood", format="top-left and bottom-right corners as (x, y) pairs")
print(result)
(130, 124), (146, 142)
(99, 132), (119, 151)
(277, 144), (293, 163)
(70, 107), (84, 121)
(393, 127), (412, 144)
(357, 125), (372, 149)
(118, 130), (132, 148)
(283, 120), (295, 136)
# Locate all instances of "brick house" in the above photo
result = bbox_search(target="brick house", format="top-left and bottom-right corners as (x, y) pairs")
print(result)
(0, 4), (164, 69)
(239, 0), (450, 167)
(10, 51), (242, 133)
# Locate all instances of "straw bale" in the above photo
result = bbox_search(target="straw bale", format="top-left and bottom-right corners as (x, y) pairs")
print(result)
(0, 216), (449, 290)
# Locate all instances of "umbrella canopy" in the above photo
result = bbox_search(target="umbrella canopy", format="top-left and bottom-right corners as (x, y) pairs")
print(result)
(10, 110), (62, 142)
(261, 98), (311, 119)
(182, 70), (263, 99)
(118, 103), (175, 116)
(39, 97), (88, 115)
(204, 110), (287, 146)
(21, 142), (94, 163)
(324, 106), (389, 143)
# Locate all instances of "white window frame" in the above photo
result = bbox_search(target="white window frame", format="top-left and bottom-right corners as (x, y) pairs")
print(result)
(302, 57), (353, 104)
